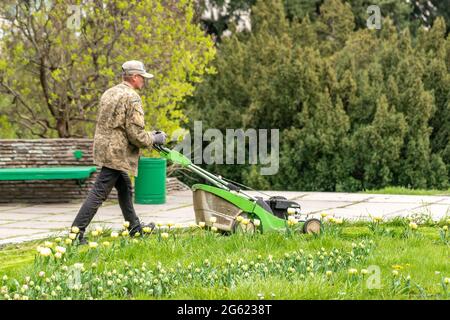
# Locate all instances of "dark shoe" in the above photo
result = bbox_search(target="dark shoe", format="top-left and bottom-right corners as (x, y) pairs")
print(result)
(129, 222), (155, 237)
(77, 233), (88, 245)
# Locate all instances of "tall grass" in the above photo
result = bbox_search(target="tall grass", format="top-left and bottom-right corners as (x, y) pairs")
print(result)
(0, 220), (449, 300)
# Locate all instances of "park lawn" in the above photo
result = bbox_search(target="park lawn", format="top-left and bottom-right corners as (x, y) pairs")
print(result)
(362, 186), (450, 196)
(0, 220), (449, 300)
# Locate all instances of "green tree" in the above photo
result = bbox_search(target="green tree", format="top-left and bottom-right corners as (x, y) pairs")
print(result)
(0, 0), (215, 138)
(187, 0), (450, 191)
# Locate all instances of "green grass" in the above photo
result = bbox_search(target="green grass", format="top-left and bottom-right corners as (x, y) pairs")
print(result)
(0, 221), (449, 300)
(362, 186), (450, 196)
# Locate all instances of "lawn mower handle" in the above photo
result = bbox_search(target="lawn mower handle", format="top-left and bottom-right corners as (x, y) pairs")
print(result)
(152, 143), (256, 200)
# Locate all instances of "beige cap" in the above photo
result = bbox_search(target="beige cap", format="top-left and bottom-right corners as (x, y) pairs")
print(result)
(121, 60), (154, 79)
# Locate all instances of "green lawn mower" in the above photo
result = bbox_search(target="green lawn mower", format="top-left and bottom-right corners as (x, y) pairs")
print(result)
(154, 145), (321, 234)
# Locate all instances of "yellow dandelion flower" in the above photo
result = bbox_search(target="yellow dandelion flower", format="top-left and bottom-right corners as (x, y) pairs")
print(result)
(409, 222), (418, 230)
(71, 226), (80, 234)
(161, 232), (169, 239)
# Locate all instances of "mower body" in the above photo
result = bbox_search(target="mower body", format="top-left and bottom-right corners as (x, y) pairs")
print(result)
(192, 183), (305, 233)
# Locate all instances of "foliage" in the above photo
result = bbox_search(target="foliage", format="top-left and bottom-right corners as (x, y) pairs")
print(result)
(0, 219), (449, 300)
(186, 0), (450, 191)
(0, 0), (215, 138)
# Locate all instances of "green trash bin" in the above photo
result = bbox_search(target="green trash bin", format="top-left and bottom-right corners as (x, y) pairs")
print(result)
(134, 157), (166, 204)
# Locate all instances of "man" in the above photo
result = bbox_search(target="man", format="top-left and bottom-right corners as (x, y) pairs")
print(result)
(71, 60), (167, 244)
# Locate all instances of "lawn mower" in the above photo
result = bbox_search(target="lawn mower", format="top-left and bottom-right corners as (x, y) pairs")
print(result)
(153, 145), (321, 234)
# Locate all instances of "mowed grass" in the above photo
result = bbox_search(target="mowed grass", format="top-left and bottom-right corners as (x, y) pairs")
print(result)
(0, 221), (449, 300)
(362, 186), (450, 196)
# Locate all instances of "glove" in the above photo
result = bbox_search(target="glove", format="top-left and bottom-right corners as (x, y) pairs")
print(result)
(151, 130), (167, 145)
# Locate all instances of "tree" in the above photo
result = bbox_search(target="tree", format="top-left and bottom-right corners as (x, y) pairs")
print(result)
(0, 0), (215, 138)
(186, 0), (450, 191)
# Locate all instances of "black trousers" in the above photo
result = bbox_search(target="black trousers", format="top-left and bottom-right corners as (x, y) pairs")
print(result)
(72, 166), (141, 236)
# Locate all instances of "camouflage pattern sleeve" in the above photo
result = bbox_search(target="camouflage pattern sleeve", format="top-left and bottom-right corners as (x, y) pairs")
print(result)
(125, 97), (153, 148)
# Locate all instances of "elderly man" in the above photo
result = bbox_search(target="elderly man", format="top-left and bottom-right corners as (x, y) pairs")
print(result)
(71, 60), (167, 244)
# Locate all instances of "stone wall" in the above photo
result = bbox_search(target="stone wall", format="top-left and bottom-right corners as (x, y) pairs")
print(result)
(0, 139), (189, 203)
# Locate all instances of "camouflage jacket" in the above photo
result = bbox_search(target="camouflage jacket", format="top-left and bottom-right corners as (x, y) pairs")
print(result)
(93, 82), (153, 176)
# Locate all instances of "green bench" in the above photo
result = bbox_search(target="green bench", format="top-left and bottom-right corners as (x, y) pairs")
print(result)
(0, 166), (97, 183)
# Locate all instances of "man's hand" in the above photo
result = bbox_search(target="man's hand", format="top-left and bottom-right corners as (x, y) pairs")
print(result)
(151, 130), (167, 145)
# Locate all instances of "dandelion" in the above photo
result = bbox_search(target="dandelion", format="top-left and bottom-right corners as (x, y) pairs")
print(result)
(198, 222), (206, 228)
(209, 217), (217, 224)
(326, 271), (333, 277)
(409, 222), (418, 230)
(134, 232), (141, 237)
(2, 275), (8, 281)
(88, 242), (98, 249)
(161, 232), (169, 239)
(392, 270), (399, 276)
(123, 221), (130, 228)
(111, 231), (119, 238)
(167, 221), (174, 228)
(95, 226), (103, 234)
(348, 268), (358, 275)
(236, 216), (244, 222)
(65, 239), (72, 245)
(444, 278), (450, 285)
(142, 227), (151, 233)
(287, 216), (298, 226)
(372, 215), (383, 223)
(91, 230), (99, 237)
(321, 212), (328, 218)
(174, 223), (182, 229)
(361, 269), (369, 275)
(121, 230), (129, 237)
(55, 246), (66, 254)
(102, 241), (110, 247)
(287, 208), (296, 215)
(443, 226), (448, 231)
(38, 247), (52, 257)
(71, 226), (80, 234)
(188, 222), (197, 228)
(55, 237), (62, 243)
(44, 241), (54, 248)
(55, 252), (63, 259)
(68, 233), (77, 240)
(241, 219), (250, 225)
(335, 218), (344, 225)
(253, 219), (261, 227)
